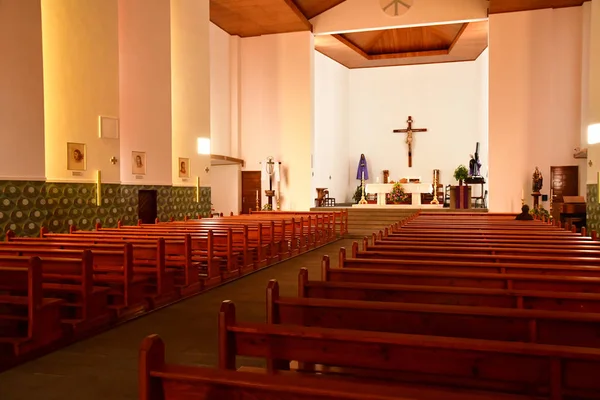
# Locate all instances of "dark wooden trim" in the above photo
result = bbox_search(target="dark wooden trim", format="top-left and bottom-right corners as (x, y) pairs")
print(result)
(369, 49), (449, 60)
(284, 0), (313, 31)
(211, 154), (245, 167)
(448, 23), (469, 54)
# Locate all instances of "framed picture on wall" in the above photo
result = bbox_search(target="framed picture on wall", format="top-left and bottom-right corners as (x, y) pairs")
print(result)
(67, 142), (87, 171)
(178, 157), (190, 178)
(132, 151), (146, 175)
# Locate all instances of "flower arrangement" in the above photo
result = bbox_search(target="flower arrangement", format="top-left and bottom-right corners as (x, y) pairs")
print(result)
(389, 182), (409, 203)
(529, 206), (551, 220)
(262, 204), (273, 211)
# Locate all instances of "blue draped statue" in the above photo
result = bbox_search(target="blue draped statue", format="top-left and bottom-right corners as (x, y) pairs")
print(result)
(356, 154), (369, 180)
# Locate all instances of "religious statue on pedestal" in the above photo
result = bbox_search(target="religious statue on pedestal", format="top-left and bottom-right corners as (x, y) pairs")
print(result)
(468, 142), (482, 177)
(356, 154), (369, 180)
(532, 167), (543, 193)
(356, 154), (369, 204)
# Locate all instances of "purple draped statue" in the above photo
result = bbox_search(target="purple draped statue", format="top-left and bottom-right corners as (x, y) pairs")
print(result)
(356, 154), (369, 180)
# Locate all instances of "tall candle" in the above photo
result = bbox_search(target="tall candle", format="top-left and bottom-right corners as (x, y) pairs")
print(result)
(376, 177), (380, 183)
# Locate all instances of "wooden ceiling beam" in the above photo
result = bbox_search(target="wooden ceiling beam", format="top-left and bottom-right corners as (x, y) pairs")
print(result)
(283, 0), (313, 31)
(332, 34), (370, 59)
(448, 23), (468, 54)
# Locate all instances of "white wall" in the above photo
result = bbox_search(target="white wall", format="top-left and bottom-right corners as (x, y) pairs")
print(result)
(210, 164), (240, 215)
(489, 7), (585, 212)
(313, 52), (350, 203)
(210, 23), (232, 156)
(0, 0), (46, 180)
(346, 56), (489, 202)
(41, 0), (121, 183)
(239, 32), (314, 210)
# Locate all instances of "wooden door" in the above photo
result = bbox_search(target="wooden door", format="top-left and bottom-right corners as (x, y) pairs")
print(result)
(241, 171), (261, 214)
(138, 190), (157, 224)
(550, 166), (578, 203)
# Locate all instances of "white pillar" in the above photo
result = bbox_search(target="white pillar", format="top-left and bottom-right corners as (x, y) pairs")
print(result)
(170, 0), (211, 188)
(0, 0), (45, 180)
(118, 0), (172, 185)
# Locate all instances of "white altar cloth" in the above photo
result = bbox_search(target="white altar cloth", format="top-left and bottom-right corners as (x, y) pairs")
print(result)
(366, 182), (433, 206)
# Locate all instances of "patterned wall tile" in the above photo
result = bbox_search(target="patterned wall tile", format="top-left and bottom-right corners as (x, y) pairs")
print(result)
(0, 181), (212, 239)
(587, 184), (600, 233)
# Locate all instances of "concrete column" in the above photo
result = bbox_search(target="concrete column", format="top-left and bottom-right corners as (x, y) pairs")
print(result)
(170, 0), (211, 187)
(0, 0), (45, 180)
(41, 0), (120, 183)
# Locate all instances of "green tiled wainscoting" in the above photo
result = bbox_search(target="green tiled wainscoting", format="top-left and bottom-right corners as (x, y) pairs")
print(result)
(587, 184), (600, 233)
(0, 181), (212, 239)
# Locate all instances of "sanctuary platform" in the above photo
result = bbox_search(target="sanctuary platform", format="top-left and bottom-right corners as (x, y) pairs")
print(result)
(310, 205), (488, 238)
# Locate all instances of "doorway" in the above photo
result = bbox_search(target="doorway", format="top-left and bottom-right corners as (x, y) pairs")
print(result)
(241, 171), (261, 214)
(550, 166), (579, 203)
(138, 190), (157, 224)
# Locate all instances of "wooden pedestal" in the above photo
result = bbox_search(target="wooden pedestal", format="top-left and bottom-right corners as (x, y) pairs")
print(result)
(449, 186), (472, 209)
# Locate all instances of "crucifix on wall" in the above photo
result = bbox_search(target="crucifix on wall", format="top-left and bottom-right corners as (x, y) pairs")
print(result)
(393, 116), (427, 168)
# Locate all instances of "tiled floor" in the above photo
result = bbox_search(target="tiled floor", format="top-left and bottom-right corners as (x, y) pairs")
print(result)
(0, 239), (351, 400)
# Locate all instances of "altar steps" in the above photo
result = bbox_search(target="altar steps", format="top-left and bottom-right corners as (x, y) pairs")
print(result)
(310, 207), (414, 238)
(311, 206), (488, 238)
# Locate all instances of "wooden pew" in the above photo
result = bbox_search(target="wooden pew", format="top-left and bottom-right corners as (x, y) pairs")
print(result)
(348, 247), (600, 272)
(267, 279), (600, 348)
(342, 246), (600, 278)
(0, 257), (64, 360)
(6, 231), (202, 295)
(219, 300), (600, 398)
(0, 252), (112, 335)
(250, 209), (348, 237)
(140, 334), (510, 400)
(114, 223), (270, 269)
(65, 229), (241, 280)
(371, 236), (600, 250)
(34, 231), (224, 287)
(298, 267), (600, 313)
(0, 239), (175, 309)
(323, 254), (600, 293)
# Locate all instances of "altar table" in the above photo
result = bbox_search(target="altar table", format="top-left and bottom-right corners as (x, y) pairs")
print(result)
(366, 182), (433, 206)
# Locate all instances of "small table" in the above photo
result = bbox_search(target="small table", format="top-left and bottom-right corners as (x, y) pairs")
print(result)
(366, 183), (433, 206)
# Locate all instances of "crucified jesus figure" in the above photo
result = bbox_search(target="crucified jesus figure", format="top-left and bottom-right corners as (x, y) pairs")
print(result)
(393, 116), (427, 168)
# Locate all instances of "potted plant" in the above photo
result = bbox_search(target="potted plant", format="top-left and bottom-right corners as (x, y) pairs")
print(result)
(453, 165), (469, 186)
(530, 206), (551, 220)
(389, 182), (409, 204)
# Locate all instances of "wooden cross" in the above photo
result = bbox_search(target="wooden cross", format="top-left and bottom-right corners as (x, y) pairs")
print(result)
(393, 116), (427, 168)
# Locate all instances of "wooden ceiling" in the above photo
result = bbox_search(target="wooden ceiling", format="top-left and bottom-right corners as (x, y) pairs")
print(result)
(209, 0), (587, 67)
(489, 0), (587, 14)
(317, 22), (487, 68)
(209, 0), (345, 38)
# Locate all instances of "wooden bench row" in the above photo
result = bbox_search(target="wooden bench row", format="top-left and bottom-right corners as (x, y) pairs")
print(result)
(1, 212), (340, 371)
(137, 212), (600, 400)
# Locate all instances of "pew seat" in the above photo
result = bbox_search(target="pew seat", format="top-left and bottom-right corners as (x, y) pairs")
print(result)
(0, 259), (64, 362)
(140, 335), (531, 400)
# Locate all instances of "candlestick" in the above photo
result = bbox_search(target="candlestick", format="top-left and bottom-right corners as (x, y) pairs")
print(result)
(521, 188), (525, 206)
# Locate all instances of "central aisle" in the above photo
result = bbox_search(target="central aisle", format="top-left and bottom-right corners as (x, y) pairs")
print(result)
(0, 239), (351, 400)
